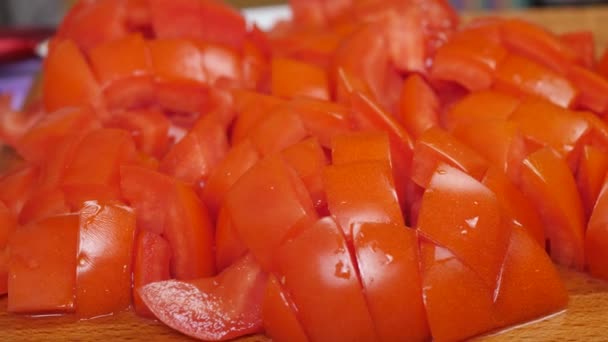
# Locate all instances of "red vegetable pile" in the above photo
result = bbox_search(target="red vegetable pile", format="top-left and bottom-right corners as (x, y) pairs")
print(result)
(2, 0), (608, 341)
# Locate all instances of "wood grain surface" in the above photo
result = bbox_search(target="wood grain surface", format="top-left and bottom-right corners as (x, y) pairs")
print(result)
(3, 4), (608, 342)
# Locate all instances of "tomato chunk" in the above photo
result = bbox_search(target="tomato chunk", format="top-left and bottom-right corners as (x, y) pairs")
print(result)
(133, 231), (171, 317)
(262, 274), (309, 342)
(398, 74), (440, 139)
(139, 254), (267, 341)
(417, 163), (511, 291)
(271, 57), (329, 100)
(353, 223), (430, 341)
(8, 215), (79, 313)
(586, 176), (608, 280)
(518, 147), (586, 269)
(277, 217), (378, 341)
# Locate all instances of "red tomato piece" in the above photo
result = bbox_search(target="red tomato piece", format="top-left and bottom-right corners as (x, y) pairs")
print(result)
(577, 145), (608, 219)
(271, 57), (329, 100)
(559, 31), (595, 68)
(230, 90), (285, 145)
(420, 241), (499, 342)
(412, 127), (488, 187)
(55, 0), (129, 53)
(62, 129), (137, 201)
(43, 39), (101, 112)
(201, 140), (260, 219)
(586, 176), (608, 280)
(248, 109), (309, 156)
(139, 254), (267, 341)
(331, 131), (392, 166)
(106, 108), (170, 159)
(149, 0), (246, 51)
(495, 228), (568, 326)
(102, 75), (157, 110)
(398, 74), (440, 139)
(8, 215), (79, 313)
(120, 165), (174, 234)
(482, 167), (545, 247)
(88, 33), (151, 86)
(499, 19), (577, 74)
(353, 223), (430, 341)
(132, 231), (171, 317)
(277, 217), (378, 341)
(160, 114), (228, 185)
(518, 147), (586, 269)
(17, 106), (99, 164)
(598, 48), (608, 79)
(452, 120), (528, 182)
(197, 43), (243, 85)
(568, 64), (608, 114)
(288, 97), (353, 148)
(166, 181), (216, 280)
(281, 138), (329, 212)
(262, 274), (309, 342)
(444, 90), (521, 132)
(324, 161), (404, 239)
(215, 206), (247, 272)
(225, 156), (317, 271)
(509, 99), (590, 170)
(417, 163), (511, 291)
(148, 38), (207, 84)
(0, 165), (37, 216)
(430, 39), (499, 92)
(76, 201), (136, 318)
(494, 54), (578, 108)
(18, 188), (69, 226)
(0, 202), (16, 295)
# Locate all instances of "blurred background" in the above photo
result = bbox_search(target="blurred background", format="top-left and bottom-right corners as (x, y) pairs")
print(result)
(1, 0), (608, 27)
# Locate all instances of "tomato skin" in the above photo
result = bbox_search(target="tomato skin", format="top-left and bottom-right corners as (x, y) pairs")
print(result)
(139, 254), (267, 341)
(160, 113), (228, 185)
(149, 38), (207, 84)
(76, 201), (136, 318)
(331, 131), (392, 166)
(249, 109), (309, 157)
(149, 0), (247, 51)
(289, 97), (353, 148)
(398, 74), (440, 139)
(0, 202), (16, 295)
(271, 57), (329, 100)
(106, 109), (170, 159)
(411, 127), (488, 188)
(586, 177), (608, 280)
(281, 138), (329, 212)
(559, 31), (595, 68)
(18, 188), (69, 226)
(133, 231), (171, 318)
(225, 156), (317, 272)
(262, 274), (309, 342)
(8, 215), (79, 314)
(324, 161), (404, 239)
(444, 90), (520, 132)
(215, 206), (248, 272)
(43, 39), (101, 113)
(495, 228), (568, 326)
(577, 145), (608, 219)
(568, 64), (608, 114)
(88, 33), (151, 87)
(417, 163), (511, 291)
(166, 181), (216, 280)
(277, 217), (379, 342)
(430, 42), (495, 92)
(420, 241), (499, 342)
(518, 147), (586, 269)
(0, 165), (38, 216)
(494, 54), (578, 108)
(231, 90), (285, 145)
(482, 167), (545, 247)
(102, 75), (157, 111)
(353, 223), (430, 342)
(509, 99), (590, 171)
(499, 19), (576, 74)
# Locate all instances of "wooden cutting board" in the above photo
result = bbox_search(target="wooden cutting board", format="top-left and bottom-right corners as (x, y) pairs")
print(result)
(3, 4), (608, 342)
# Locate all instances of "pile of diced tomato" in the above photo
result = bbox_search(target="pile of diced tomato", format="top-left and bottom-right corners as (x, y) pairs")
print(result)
(2, 0), (608, 340)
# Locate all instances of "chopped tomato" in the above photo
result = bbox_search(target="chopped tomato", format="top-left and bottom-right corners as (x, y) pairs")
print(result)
(398, 74), (440, 139)
(88, 33), (151, 86)
(76, 201), (136, 318)
(559, 31), (595, 68)
(262, 274), (309, 342)
(568, 65), (608, 114)
(277, 217), (378, 341)
(271, 57), (329, 100)
(577, 145), (608, 218)
(586, 176), (608, 280)
(518, 147), (586, 269)
(138, 254), (267, 341)
(8, 215), (79, 313)
(132, 230), (171, 317)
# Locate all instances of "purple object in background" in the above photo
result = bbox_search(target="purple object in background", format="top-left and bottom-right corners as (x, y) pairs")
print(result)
(0, 58), (41, 110)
